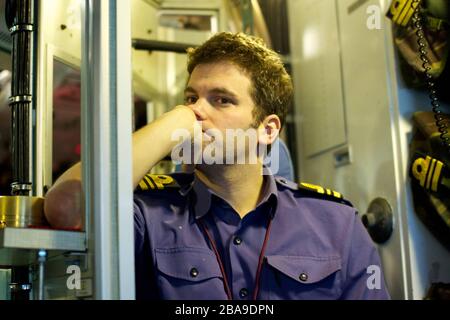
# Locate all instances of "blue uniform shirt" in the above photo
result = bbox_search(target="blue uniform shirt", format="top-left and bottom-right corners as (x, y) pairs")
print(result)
(134, 172), (390, 300)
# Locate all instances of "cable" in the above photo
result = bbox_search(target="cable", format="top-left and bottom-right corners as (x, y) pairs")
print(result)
(412, 0), (450, 153)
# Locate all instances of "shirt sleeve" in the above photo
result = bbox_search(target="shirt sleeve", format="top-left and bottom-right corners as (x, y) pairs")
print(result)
(134, 199), (159, 300)
(339, 213), (391, 300)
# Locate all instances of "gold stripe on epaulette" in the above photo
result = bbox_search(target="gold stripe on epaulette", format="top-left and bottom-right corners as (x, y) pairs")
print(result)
(299, 182), (343, 200)
(137, 174), (177, 191)
(138, 179), (149, 191)
(144, 175), (156, 189)
(411, 155), (443, 192)
(300, 182), (325, 194)
(332, 190), (342, 199)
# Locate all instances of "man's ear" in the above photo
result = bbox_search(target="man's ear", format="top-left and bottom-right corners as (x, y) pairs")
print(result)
(258, 114), (281, 146)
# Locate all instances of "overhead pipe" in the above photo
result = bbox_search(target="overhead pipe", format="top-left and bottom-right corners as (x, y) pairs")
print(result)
(132, 38), (196, 53)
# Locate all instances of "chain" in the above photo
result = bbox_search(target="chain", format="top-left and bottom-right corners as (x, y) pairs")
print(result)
(411, 0), (450, 152)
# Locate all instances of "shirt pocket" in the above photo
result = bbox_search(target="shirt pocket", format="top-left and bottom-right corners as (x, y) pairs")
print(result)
(263, 255), (342, 300)
(155, 247), (228, 300)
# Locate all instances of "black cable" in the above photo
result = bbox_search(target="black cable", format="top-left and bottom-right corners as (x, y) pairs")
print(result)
(412, 0), (450, 153)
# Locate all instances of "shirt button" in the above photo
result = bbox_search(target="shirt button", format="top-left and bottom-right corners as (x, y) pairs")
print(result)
(239, 288), (249, 298)
(190, 268), (199, 278)
(233, 236), (242, 246)
(299, 273), (308, 282)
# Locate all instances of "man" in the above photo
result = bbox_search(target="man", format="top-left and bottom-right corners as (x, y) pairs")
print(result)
(44, 32), (390, 300)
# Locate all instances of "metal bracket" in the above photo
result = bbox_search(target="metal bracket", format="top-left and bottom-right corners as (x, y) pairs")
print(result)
(10, 182), (32, 194)
(8, 95), (33, 105)
(9, 24), (34, 35)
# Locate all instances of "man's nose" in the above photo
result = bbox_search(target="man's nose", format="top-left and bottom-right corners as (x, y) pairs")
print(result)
(189, 99), (208, 121)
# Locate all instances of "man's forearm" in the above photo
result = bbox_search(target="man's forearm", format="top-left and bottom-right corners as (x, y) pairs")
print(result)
(44, 105), (196, 228)
(132, 106), (196, 187)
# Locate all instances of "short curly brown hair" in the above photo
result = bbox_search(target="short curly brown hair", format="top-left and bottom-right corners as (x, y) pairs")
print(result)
(186, 32), (293, 128)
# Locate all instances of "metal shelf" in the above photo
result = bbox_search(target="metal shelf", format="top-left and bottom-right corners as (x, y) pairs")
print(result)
(0, 228), (86, 266)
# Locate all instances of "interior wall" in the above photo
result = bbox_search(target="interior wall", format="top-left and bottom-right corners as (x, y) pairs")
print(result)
(288, 0), (450, 299)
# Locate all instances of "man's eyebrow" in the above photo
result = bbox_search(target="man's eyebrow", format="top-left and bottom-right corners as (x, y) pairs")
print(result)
(184, 86), (238, 98)
(210, 87), (238, 98)
(184, 86), (197, 94)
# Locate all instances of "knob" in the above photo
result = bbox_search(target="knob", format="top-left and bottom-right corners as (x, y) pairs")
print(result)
(361, 198), (393, 244)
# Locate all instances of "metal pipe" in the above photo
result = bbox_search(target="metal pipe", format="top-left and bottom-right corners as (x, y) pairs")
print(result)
(37, 249), (47, 300)
(4, 0), (38, 302)
(132, 38), (196, 53)
(5, 0), (36, 196)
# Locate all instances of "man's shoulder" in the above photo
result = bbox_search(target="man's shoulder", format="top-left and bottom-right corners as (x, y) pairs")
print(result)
(133, 172), (193, 214)
(274, 175), (354, 209)
(271, 176), (361, 262)
(133, 172), (194, 224)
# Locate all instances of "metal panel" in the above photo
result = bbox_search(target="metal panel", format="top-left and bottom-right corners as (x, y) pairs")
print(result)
(81, 0), (134, 300)
(289, 0), (405, 298)
(0, 228), (85, 251)
(334, 0), (408, 299)
(115, 0), (135, 300)
(288, 0), (347, 157)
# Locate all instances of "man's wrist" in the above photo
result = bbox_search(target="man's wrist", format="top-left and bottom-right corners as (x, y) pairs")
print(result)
(170, 105), (198, 135)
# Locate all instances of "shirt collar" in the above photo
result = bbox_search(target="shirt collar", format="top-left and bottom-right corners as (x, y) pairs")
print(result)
(191, 171), (279, 220)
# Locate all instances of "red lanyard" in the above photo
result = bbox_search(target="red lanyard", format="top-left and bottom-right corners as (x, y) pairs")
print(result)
(197, 216), (273, 300)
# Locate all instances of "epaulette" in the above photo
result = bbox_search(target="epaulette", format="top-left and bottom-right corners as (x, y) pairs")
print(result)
(298, 182), (353, 207)
(136, 174), (181, 192)
(410, 152), (449, 194)
(274, 176), (353, 207)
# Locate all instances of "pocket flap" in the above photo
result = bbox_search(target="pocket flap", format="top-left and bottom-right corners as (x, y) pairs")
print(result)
(266, 255), (341, 284)
(155, 247), (222, 282)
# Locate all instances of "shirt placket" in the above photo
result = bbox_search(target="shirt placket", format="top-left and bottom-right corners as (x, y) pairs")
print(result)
(228, 214), (268, 300)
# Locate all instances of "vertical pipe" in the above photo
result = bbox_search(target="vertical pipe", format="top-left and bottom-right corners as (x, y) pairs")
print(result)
(5, 0), (38, 301)
(37, 249), (47, 300)
(6, 0), (35, 196)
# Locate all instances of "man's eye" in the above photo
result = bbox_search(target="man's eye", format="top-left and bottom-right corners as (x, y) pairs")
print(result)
(215, 97), (233, 105)
(184, 96), (197, 104)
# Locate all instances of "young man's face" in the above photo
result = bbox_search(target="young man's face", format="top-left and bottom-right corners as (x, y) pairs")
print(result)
(185, 60), (256, 133)
(184, 60), (266, 165)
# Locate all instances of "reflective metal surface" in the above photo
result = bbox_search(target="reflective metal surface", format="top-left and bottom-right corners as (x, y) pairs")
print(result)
(0, 196), (48, 228)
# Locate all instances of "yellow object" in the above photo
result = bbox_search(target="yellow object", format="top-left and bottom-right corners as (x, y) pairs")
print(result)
(138, 174), (178, 191)
(0, 196), (47, 228)
(299, 182), (343, 199)
(386, 0), (421, 27)
(412, 155), (443, 192)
